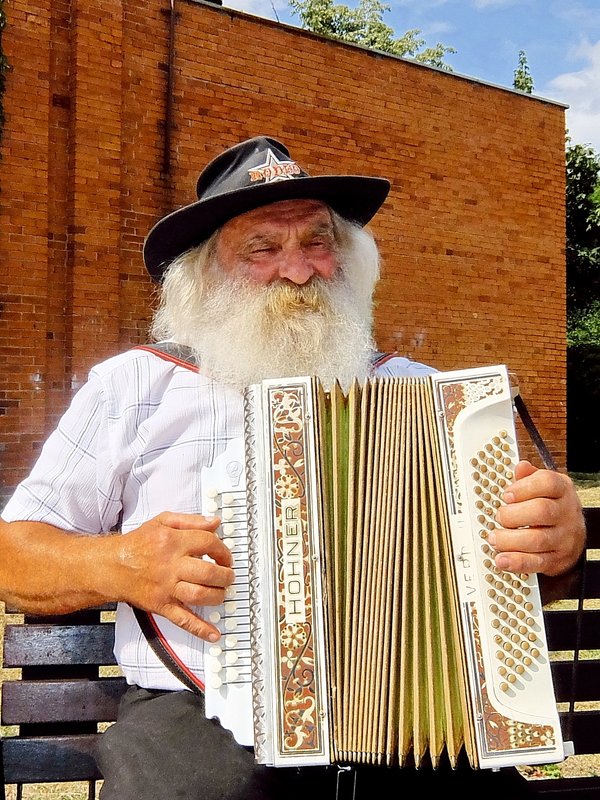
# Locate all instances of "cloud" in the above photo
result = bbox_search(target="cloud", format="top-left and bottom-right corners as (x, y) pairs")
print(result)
(543, 38), (600, 152)
(471, 0), (521, 9)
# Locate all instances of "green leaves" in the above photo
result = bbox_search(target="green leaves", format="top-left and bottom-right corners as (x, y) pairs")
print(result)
(513, 50), (534, 94)
(288, 0), (456, 69)
(567, 142), (600, 315)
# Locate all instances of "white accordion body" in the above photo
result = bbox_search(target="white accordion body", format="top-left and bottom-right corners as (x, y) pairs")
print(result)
(201, 365), (569, 771)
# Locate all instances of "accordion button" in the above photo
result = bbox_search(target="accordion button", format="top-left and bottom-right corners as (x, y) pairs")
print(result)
(209, 645), (222, 657)
(209, 674), (222, 689)
(225, 635), (238, 648)
(209, 611), (221, 623)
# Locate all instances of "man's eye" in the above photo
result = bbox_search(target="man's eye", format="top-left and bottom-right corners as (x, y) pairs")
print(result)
(251, 246), (276, 255)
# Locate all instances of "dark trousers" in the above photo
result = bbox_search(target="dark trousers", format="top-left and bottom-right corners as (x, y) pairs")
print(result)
(97, 685), (538, 800)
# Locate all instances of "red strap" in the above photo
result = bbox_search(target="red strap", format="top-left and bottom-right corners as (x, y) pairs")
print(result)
(133, 344), (199, 373)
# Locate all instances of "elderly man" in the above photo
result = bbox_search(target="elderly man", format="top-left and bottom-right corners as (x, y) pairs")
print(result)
(0, 136), (586, 800)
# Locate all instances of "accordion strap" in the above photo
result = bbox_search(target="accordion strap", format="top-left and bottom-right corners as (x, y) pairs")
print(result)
(132, 607), (204, 695)
(512, 391), (557, 471)
(130, 342), (204, 693)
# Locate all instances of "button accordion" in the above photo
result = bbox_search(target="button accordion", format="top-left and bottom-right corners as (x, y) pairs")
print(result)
(201, 365), (569, 771)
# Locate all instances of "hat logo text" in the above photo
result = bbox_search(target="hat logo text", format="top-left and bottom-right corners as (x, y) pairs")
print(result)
(248, 149), (301, 183)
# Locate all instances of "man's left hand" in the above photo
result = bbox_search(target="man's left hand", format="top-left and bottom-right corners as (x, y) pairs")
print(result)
(489, 460), (586, 576)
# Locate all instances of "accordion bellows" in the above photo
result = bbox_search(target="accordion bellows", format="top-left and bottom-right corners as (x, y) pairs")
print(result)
(203, 365), (567, 771)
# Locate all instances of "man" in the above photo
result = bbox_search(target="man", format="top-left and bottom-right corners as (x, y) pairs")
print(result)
(0, 136), (586, 799)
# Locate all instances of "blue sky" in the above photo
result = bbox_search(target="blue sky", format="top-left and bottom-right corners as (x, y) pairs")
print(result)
(224, 0), (600, 152)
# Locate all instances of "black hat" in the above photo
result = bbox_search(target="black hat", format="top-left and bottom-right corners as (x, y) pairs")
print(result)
(143, 136), (391, 281)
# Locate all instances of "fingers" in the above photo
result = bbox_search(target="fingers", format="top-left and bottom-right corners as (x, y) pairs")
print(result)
(489, 462), (586, 576)
(115, 511), (237, 641)
(501, 460), (568, 505)
(146, 512), (233, 568)
(156, 511), (221, 533)
(158, 602), (225, 643)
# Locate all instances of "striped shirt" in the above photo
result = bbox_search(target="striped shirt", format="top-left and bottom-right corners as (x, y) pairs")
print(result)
(2, 345), (436, 692)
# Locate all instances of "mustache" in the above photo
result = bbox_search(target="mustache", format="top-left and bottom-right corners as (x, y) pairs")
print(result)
(264, 280), (328, 315)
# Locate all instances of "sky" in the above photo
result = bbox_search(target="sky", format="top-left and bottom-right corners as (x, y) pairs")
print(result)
(222, 0), (600, 153)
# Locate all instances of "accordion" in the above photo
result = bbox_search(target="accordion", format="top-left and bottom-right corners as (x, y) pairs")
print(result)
(200, 365), (568, 771)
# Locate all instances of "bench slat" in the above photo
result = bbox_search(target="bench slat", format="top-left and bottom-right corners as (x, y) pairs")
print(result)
(1, 677), (127, 725)
(531, 774), (600, 797)
(563, 709), (600, 755)
(583, 508), (600, 547)
(545, 608), (600, 651)
(3, 624), (117, 667)
(2, 734), (103, 783)
(548, 660), (600, 704)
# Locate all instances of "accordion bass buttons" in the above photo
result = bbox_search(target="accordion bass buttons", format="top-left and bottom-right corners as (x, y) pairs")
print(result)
(465, 418), (556, 712)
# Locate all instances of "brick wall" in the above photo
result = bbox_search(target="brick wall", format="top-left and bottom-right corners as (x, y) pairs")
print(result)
(0, 0), (567, 507)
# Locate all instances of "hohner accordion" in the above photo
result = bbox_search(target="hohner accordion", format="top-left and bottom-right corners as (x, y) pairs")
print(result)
(201, 365), (569, 772)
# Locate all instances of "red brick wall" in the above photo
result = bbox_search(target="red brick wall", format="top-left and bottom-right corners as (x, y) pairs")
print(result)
(0, 0), (567, 506)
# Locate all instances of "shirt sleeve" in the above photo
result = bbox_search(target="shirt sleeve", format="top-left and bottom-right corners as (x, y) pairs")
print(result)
(1, 373), (124, 533)
(373, 354), (438, 378)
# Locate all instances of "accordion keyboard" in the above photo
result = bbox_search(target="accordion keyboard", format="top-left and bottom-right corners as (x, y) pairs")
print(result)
(201, 437), (254, 746)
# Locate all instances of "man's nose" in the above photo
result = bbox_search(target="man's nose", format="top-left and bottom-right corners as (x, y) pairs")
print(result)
(277, 248), (315, 285)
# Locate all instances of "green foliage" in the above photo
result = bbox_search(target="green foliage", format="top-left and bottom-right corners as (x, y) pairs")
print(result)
(566, 143), (600, 470)
(288, 0), (456, 69)
(566, 142), (600, 313)
(568, 301), (600, 347)
(512, 50), (533, 93)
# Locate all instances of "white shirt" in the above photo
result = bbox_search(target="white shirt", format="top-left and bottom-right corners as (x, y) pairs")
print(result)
(2, 345), (435, 692)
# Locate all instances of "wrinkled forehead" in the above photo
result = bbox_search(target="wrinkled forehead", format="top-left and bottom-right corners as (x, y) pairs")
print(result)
(218, 199), (334, 243)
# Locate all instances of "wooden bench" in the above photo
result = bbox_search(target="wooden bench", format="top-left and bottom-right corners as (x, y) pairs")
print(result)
(0, 604), (126, 800)
(1, 508), (600, 799)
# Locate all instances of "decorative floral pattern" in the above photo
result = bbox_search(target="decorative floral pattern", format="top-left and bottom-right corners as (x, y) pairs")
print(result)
(269, 385), (323, 756)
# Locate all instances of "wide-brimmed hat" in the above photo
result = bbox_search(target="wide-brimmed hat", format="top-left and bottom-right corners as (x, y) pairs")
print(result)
(143, 135), (391, 281)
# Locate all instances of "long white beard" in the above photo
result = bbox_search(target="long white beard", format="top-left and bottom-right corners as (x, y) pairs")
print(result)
(176, 271), (377, 392)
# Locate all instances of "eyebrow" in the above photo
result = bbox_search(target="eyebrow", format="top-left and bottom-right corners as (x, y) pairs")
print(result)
(241, 221), (336, 250)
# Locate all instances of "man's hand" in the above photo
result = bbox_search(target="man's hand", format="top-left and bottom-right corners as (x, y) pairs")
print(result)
(112, 512), (234, 643)
(489, 460), (586, 576)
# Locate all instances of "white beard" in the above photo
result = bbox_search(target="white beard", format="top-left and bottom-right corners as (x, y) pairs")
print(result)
(175, 269), (377, 392)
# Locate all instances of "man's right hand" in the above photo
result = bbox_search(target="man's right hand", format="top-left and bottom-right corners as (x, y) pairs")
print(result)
(113, 511), (234, 642)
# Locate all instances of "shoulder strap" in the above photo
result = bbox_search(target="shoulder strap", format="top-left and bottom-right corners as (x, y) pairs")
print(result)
(132, 342), (205, 692)
(370, 350), (397, 369)
(134, 342), (199, 372)
(513, 391), (557, 471)
(132, 606), (204, 695)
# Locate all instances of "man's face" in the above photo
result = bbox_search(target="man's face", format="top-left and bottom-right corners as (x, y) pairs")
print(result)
(215, 199), (338, 285)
